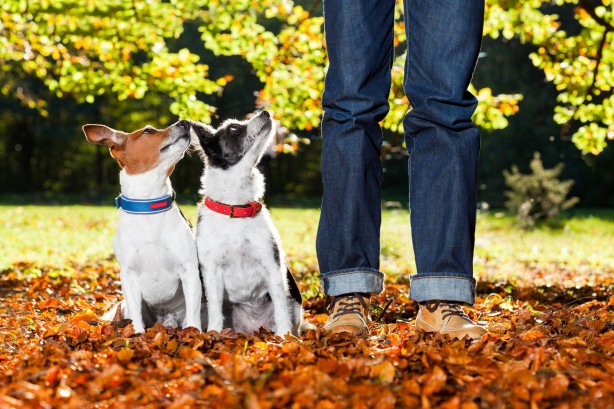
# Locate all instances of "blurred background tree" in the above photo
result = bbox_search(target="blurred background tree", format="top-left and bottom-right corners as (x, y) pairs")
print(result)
(504, 151), (579, 227)
(0, 0), (612, 207)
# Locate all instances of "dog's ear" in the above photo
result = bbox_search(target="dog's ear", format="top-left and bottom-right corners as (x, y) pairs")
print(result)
(189, 121), (215, 142)
(82, 124), (127, 148)
(189, 122), (216, 161)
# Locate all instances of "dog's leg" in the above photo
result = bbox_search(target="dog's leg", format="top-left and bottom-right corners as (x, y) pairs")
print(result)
(200, 300), (209, 330)
(181, 262), (202, 331)
(121, 270), (146, 333)
(290, 300), (303, 334)
(285, 268), (304, 333)
(203, 262), (224, 332)
(267, 266), (294, 336)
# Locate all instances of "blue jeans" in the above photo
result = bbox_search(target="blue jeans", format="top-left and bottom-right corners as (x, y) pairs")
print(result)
(317, 0), (484, 304)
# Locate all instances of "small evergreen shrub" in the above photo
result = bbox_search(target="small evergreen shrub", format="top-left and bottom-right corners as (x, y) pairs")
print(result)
(503, 152), (579, 228)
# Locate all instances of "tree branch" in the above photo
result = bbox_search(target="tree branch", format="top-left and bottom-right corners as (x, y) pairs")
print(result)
(583, 29), (608, 101)
(571, 29), (609, 125)
(578, 0), (614, 31)
(560, 1), (611, 137)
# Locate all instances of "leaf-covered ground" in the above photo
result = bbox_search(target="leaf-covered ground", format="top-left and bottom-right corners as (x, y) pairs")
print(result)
(1, 260), (613, 408)
(1, 207), (614, 408)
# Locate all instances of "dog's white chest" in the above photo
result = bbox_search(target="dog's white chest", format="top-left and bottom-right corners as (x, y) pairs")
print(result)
(115, 209), (196, 302)
(197, 211), (275, 300)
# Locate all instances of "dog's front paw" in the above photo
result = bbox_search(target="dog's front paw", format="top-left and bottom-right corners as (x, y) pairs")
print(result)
(133, 324), (146, 334)
(207, 325), (223, 333)
(184, 321), (202, 332)
(127, 316), (146, 334)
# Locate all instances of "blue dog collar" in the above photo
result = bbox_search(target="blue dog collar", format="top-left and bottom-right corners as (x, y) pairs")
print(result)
(115, 192), (175, 214)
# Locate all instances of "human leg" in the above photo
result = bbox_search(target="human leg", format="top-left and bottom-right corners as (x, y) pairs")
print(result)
(403, 0), (486, 339)
(317, 0), (396, 297)
(317, 0), (397, 334)
(403, 0), (484, 304)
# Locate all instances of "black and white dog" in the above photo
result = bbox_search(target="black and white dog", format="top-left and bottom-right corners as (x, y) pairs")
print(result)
(190, 111), (304, 336)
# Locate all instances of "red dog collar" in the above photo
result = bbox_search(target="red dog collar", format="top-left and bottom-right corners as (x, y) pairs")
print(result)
(203, 196), (263, 218)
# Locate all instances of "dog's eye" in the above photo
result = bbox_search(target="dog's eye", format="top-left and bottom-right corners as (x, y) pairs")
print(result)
(228, 124), (240, 132)
(142, 127), (157, 134)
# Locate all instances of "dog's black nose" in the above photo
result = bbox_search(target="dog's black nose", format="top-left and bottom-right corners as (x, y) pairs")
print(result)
(260, 110), (270, 118)
(177, 120), (190, 129)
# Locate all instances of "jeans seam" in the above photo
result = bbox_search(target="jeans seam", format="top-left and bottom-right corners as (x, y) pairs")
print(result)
(320, 269), (384, 278)
(411, 275), (475, 282)
(407, 133), (415, 223)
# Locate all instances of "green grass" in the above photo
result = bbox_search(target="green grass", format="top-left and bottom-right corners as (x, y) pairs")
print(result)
(473, 210), (614, 283)
(1, 205), (613, 284)
(0, 206), (117, 267)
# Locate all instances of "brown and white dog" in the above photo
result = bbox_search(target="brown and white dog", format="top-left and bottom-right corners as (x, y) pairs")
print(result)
(83, 121), (205, 333)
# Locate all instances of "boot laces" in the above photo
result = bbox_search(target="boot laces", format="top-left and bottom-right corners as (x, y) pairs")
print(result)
(426, 302), (474, 323)
(329, 293), (366, 318)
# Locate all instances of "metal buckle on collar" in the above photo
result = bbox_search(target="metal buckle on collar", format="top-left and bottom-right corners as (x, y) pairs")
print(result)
(250, 201), (262, 216)
(229, 203), (260, 218)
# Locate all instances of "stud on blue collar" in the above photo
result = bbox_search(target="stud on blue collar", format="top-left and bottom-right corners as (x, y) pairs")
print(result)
(115, 192), (175, 214)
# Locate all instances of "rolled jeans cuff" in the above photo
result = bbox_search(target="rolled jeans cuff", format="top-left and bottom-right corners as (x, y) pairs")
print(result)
(319, 268), (384, 296)
(409, 273), (476, 305)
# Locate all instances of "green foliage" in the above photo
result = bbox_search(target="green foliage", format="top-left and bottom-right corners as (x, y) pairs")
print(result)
(503, 152), (579, 228)
(485, 0), (614, 154)
(201, 0), (521, 134)
(1, 0), (612, 199)
(1, 0), (521, 135)
(0, 0), (220, 121)
(200, 0), (326, 131)
(10, 0), (610, 154)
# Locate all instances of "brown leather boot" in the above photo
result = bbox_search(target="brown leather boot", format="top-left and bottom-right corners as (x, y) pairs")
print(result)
(324, 293), (370, 335)
(415, 301), (487, 340)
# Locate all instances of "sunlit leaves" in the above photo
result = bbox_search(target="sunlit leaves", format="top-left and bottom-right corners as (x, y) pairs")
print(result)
(5, 0), (604, 153)
(0, 0), (219, 119)
(202, 0), (519, 136)
(259, 13), (326, 132)
(1, 260), (614, 406)
(473, 86), (523, 132)
(2, 206), (614, 405)
(573, 122), (609, 154)
(200, 1), (324, 131)
(486, 0), (614, 154)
